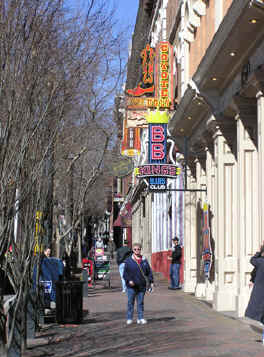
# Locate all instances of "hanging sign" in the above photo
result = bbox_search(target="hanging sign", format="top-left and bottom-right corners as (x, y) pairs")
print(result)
(135, 164), (181, 178)
(126, 41), (174, 110)
(126, 110), (148, 128)
(121, 120), (141, 157)
(134, 109), (180, 192)
(126, 44), (155, 97)
(126, 96), (171, 110)
(155, 41), (174, 110)
(202, 203), (212, 279)
(148, 122), (167, 191)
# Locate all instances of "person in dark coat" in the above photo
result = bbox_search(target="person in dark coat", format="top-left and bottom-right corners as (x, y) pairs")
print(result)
(123, 242), (154, 325)
(33, 246), (64, 306)
(245, 247), (264, 324)
(167, 237), (182, 290)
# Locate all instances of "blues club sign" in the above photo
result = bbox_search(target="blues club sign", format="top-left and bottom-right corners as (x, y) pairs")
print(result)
(134, 110), (181, 192)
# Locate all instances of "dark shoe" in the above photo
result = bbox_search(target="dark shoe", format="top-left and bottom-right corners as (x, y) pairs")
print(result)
(168, 287), (177, 290)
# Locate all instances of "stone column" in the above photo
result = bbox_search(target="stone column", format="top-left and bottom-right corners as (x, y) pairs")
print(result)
(147, 193), (152, 257)
(194, 158), (207, 299)
(233, 95), (258, 317)
(253, 67), (264, 245)
(200, 117), (218, 302)
(212, 122), (238, 312)
(204, 147), (216, 301)
(183, 166), (197, 293)
(257, 91), (264, 247)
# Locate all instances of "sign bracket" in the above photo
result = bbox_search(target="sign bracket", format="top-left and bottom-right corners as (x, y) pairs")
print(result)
(166, 188), (207, 193)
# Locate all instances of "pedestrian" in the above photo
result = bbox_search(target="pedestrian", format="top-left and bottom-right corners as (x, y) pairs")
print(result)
(43, 246), (51, 258)
(116, 240), (132, 292)
(123, 242), (154, 325)
(167, 237), (182, 290)
(96, 237), (104, 249)
(108, 237), (115, 260)
(248, 241), (264, 287)
(34, 245), (64, 310)
(245, 246), (264, 337)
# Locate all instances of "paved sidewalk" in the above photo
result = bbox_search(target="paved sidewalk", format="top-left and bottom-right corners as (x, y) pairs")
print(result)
(24, 262), (264, 357)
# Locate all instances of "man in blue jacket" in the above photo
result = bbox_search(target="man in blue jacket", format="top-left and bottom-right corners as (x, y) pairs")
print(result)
(123, 242), (154, 325)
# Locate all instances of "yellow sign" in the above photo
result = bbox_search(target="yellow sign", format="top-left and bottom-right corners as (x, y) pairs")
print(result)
(145, 109), (169, 124)
(126, 96), (171, 109)
(34, 211), (44, 254)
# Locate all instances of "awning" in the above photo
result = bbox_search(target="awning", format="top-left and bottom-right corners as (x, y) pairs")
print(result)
(113, 202), (132, 228)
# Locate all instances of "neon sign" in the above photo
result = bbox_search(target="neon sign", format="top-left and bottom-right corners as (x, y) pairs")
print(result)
(135, 164), (181, 178)
(155, 41), (174, 110)
(126, 96), (170, 109)
(126, 44), (155, 97)
(134, 109), (181, 192)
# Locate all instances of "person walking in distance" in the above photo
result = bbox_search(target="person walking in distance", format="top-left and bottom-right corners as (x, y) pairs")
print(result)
(123, 242), (154, 325)
(116, 240), (132, 293)
(168, 237), (182, 290)
(108, 237), (115, 260)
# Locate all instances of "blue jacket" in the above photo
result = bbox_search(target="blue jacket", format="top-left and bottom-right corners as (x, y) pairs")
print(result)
(123, 255), (153, 291)
(33, 257), (64, 302)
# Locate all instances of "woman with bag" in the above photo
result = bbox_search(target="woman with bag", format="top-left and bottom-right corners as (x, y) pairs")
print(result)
(123, 242), (154, 325)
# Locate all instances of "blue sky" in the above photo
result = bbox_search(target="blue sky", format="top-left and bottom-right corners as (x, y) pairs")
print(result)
(111, 0), (139, 36)
(66, 0), (139, 50)
(65, 0), (139, 92)
(66, 0), (139, 36)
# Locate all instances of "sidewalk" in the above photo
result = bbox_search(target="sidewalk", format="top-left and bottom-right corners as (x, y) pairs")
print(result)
(24, 261), (264, 357)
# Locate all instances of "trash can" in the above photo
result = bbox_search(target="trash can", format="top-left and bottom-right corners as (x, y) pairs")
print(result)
(56, 281), (84, 324)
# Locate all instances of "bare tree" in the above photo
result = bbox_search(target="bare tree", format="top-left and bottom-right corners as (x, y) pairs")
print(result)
(0, 0), (128, 355)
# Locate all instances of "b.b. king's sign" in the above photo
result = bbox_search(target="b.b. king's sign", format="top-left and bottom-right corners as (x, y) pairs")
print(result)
(134, 109), (181, 191)
(135, 163), (181, 191)
(148, 122), (167, 191)
(135, 164), (181, 178)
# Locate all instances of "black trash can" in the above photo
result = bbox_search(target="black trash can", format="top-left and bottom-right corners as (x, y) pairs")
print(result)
(56, 281), (84, 324)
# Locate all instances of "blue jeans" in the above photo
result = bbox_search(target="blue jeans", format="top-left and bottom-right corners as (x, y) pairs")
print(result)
(127, 287), (145, 320)
(170, 263), (181, 288)
(119, 263), (126, 291)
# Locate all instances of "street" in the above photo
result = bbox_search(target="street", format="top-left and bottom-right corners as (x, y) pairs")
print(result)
(24, 262), (264, 357)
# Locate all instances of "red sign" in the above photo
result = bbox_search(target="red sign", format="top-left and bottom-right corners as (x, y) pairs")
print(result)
(135, 164), (181, 178)
(141, 44), (155, 85)
(121, 119), (141, 157)
(149, 124), (167, 162)
(126, 44), (155, 97)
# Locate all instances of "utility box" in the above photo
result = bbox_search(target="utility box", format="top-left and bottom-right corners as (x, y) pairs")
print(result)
(56, 281), (83, 324)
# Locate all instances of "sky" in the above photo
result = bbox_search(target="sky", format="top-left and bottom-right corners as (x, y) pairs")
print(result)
(111, 0), (139, 37)
(66, 0), (139, 37)
(66, 0), (139, 54)
(65, 0), (140, 94)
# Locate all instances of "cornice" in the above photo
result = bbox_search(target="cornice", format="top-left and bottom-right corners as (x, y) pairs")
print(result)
(193, 0), (251, 86)
(233, 95), (257, 120)
(168, 2), (181, 44)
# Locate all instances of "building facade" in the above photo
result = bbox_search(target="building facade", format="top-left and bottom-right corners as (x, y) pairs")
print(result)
(119, 0), (264, 317)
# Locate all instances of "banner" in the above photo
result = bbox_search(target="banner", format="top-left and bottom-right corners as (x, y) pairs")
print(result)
(202, 203), (212, 279)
